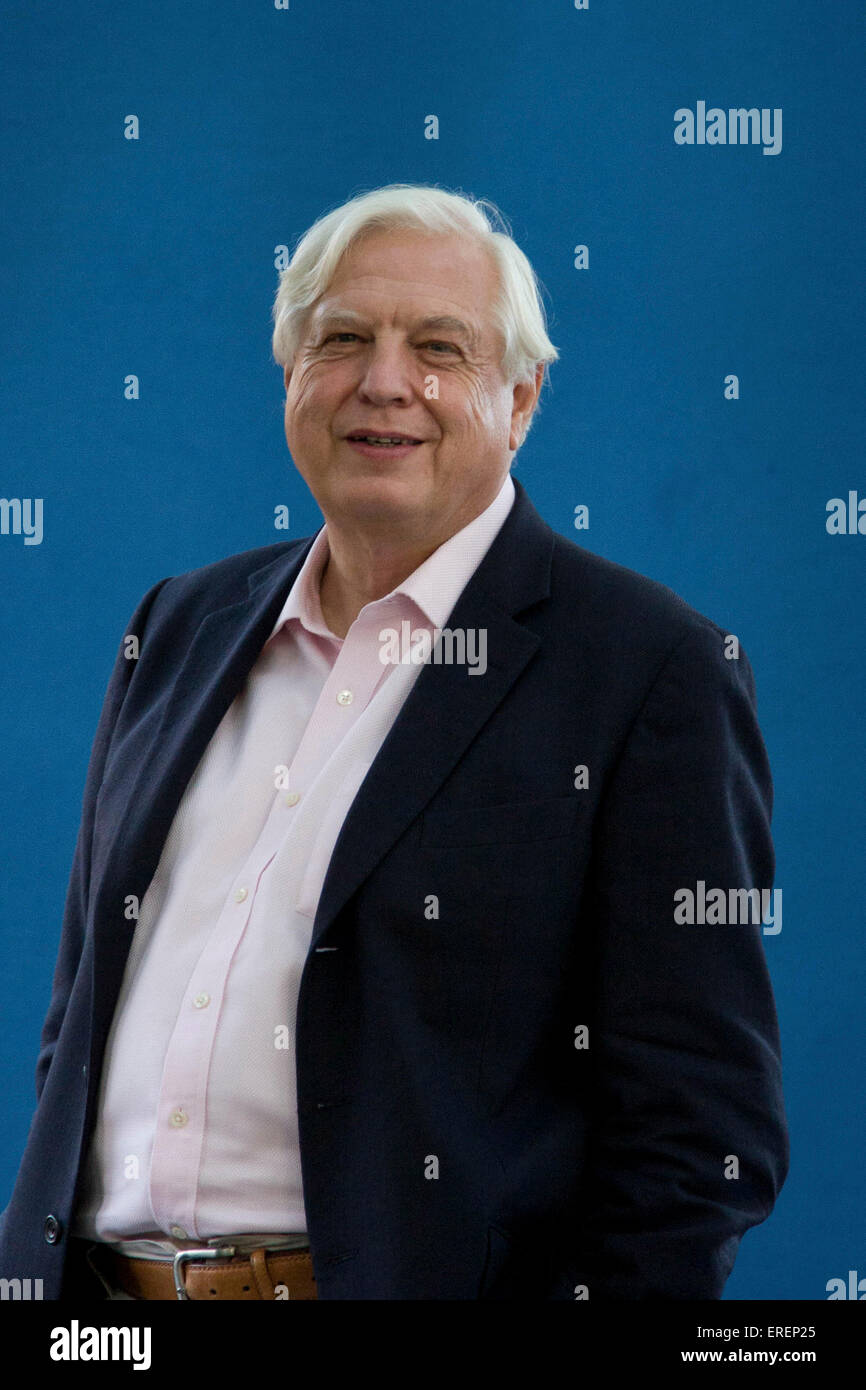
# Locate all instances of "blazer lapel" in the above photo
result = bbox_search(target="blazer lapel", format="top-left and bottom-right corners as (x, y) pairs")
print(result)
(90, 536), (318, 1039)
(309, 477), (554, 948)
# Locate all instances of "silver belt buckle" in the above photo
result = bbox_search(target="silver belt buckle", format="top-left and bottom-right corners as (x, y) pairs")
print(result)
(172, 1245), (237, 1300)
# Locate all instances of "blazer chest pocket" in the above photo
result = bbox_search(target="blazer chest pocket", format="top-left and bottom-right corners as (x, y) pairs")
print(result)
(420, 795), (583, 849)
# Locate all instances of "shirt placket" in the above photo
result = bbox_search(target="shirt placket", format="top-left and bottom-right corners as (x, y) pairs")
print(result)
(147, 603), (399, 1240)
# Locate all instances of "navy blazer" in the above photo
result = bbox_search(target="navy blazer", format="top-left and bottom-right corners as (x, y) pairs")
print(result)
(0, 477), (788, 1299)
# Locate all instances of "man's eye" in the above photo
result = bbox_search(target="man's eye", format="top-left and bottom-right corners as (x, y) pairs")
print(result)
(321, 334), (457, 353)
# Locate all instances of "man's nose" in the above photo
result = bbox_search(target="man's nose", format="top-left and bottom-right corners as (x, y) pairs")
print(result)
(356, 342), (415, 403)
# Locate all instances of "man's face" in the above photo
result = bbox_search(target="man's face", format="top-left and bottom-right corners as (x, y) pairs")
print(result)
(282, 227), (542, 540)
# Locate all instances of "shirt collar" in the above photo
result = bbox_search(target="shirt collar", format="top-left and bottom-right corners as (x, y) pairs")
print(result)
(267, 471), (516, 642)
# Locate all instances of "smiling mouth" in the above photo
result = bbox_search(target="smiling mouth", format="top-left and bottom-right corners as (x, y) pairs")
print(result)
(345, 434), (424, 446)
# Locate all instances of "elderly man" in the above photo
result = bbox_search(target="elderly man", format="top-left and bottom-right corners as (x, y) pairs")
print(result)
(0, 183), (787, 1300)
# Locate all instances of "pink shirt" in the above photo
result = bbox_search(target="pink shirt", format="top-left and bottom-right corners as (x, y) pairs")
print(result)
(73, 473), (515, 1257)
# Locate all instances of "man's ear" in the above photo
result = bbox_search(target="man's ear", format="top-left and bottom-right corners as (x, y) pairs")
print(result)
(283, 363), (292, 391)
(509, 364), (545, 451)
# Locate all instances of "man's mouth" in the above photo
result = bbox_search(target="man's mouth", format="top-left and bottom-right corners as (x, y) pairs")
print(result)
(345, 433), (424, 447)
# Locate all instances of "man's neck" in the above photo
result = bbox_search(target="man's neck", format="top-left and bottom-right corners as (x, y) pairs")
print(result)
(318, 537), (435, 639)
(315, 475), (510, 639)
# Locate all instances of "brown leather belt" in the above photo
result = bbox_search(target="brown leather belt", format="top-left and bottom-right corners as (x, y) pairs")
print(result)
(90, 1243), (318, 1300)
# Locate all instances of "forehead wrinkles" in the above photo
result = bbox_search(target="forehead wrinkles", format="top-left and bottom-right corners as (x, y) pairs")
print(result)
(328, 269), (481, 303)
(314, 277), (489, 333)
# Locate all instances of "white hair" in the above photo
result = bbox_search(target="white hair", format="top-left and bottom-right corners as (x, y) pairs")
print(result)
(271, 183), (559, 438)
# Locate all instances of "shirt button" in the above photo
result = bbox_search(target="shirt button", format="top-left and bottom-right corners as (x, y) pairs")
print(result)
(193, 993), (210, 1009)
(284, 791), (300, 807)
(234, 887), (248, 903)
(336, 689), (354, 706)
(170, 1225), (188, 1241)
(169, 1108), (188, 1128)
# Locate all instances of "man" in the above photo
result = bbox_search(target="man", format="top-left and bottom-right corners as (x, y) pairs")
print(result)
(0, 183), (788, 1300)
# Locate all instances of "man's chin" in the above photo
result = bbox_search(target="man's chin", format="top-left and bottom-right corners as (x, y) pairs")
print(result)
(322, 472), (429, 524)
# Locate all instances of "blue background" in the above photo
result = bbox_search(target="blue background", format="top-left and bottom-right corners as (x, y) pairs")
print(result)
(1, 1), (863, 1300)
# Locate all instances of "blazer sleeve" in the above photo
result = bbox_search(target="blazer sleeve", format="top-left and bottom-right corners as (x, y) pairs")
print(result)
(575, 620), (789, 1299)
(33, 577), (172, 1102)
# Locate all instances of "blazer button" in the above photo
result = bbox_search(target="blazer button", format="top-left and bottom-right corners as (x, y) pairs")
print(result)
(43, 1214), (62, 1244)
